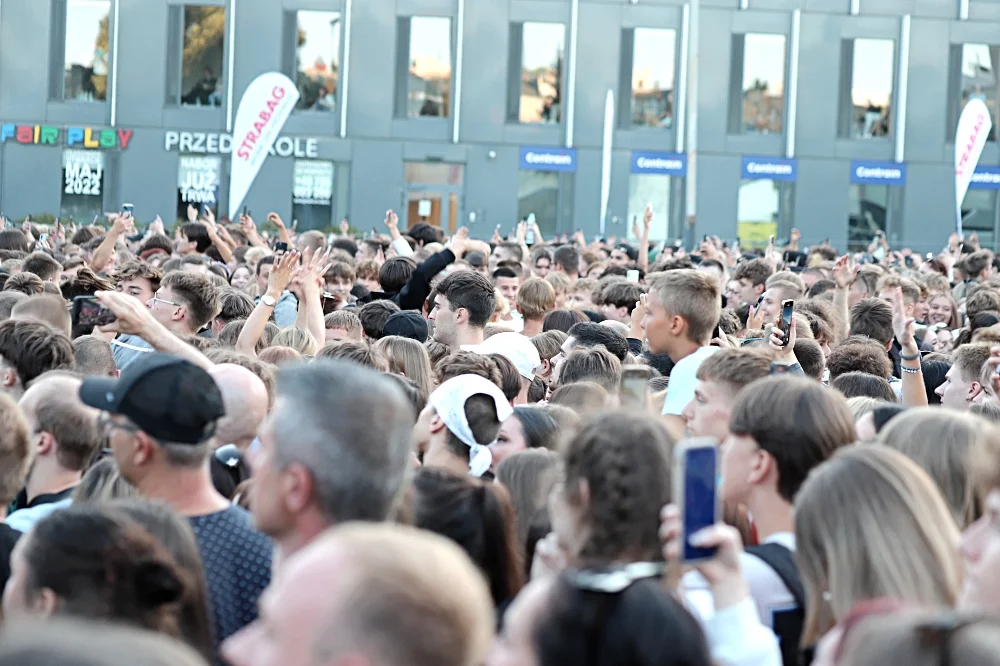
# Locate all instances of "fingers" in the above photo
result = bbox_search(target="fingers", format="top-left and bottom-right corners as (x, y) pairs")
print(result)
(659, 504), (681, 561)
(688, 523), (743, 554)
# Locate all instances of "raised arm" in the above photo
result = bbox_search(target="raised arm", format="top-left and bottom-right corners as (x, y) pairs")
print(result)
(892, 287), (927, 406)
(90, 213), (133, 274)
(236, 251), (299, 357)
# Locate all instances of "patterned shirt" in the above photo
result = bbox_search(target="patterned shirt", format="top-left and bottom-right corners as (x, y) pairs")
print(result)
(189, 506), (273, 652)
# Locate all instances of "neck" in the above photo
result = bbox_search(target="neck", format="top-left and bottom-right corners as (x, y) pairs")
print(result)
(276, 509), (332, 563)
(220, 436), (256, 452)
(423, 442), (469, 478)
(453, 327), (485, 350)
(135, 464), (230, 517)
(521, 319), (544, 337)
(26, 465), (80, 504)
(668, 338), (703, 364)
(747, 491), (794, 542)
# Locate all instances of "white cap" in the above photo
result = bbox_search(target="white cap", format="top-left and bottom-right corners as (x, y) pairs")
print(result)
(462, 332), (542, 381)
(428, 375), (513, 477)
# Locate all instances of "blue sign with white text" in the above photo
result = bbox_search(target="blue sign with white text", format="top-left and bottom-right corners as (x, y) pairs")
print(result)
(631, 151), (687, 176)
(741, 156), (797, 182)
(970, 166), (1000, 190)
(519, 147), (577, 172)
(850, 161), (906, 186)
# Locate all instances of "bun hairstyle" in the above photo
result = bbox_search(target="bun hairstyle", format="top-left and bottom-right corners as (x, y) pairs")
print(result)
(24, 505), (191, 639)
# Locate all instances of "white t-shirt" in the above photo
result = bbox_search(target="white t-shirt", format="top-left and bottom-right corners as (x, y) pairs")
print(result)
(682, 532), (798, 629)
(662, 346), (719, 416)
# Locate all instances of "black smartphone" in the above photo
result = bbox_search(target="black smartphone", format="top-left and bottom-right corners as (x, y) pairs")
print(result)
(321, 292), (343, 315)
(754, 293), (766, 310)
(673, 438), (719, 563)
(242, 205), (250, 218)
(72, 296), (116, 328)
(274, 241), (289, 255)
(712, 324), (721, 340)
(778, 299), (794, 348)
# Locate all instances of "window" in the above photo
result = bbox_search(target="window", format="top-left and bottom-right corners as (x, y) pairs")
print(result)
(177, 155), (222, 221)
(848, 184), (891, 251)
(179, 6), (225, 107)
(509, 23), (566, 124)
(62, 0), (110, 102)
(961, 188), (998, 249)
(622, 28), (676, 129)
(518, 172), (560, 236)
(954, 44), (1000, 141)
(731, 34), (786, 134)
(293, 160), (335, 230)
(737, 180), (794, 247)
(841, 38), (895, 139)
(293, 11), (341, 113)
(627, 176), (670, 239)
(398, 17), (453, 118)
(62, 150), (105, 220)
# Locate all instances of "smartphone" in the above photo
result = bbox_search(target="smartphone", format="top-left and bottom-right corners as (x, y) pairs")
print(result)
(242, 205), (250, 219)
(274, 241), (289, 255)
(526, 230), (536, 245)
(121, 203), (134, 216)
(754, 293), (766, 311)
(778, 299), (794, 348)
(712, 324), (721, 340)
(321, 292), (343, 315)
(620, 365), (653, 409)
(626, 269), (640, 283)
(673, 438), (720, 563)
(769, 235), (775, 245)
(703, 234), (709, 243)
(72, 296), (116, 328)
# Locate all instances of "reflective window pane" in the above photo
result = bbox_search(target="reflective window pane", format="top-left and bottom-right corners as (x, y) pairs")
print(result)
(520, 23), (565, 124)
(631, 29), (676, 129)
(64, 0), (110, 102)
(293, 160), (335, 231)
(627, 175), (670, 240)
(181, 6), (225, 107)
(848, 184), (889, 251)
(62, 150), (105, 220)
(849, 39), (894, 139)
(407, 17), (452, 118)
(961, 188), (998, 249)
(737, 179), (779, 247)
(404, 162), (463, 187)
(295, 11), (341, 112)
(177, 155), (222, 221)
(740, 34), (786, 134)
(518, 171), (560, 237)
(959, 44), (1000, 141)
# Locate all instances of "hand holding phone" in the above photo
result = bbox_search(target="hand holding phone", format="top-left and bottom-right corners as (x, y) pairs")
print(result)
(777, 299), (794, 349)
(672, 439), (720, 563)
(274, 241), (289, 255)
(619, 365), (653, 410)
(72, 296), (117, 328)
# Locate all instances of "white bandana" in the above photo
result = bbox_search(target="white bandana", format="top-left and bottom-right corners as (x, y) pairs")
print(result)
(429, 375), (513, 477)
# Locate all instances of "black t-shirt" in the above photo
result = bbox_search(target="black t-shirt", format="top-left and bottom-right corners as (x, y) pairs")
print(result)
(0, 523), (22, 593)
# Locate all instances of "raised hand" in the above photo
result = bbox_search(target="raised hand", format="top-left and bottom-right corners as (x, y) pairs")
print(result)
(187, 204), (198, 223)
(891, 287), (916, 350)
(267, 212), (285, 229)
(268, 250), (300, 296)
(449, 227), (470, 258)
(833, 254), (856, 290)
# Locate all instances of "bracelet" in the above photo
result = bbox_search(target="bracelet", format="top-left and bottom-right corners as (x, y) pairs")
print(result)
(899, 351), (921, 361)
(901, 366), (921, 374)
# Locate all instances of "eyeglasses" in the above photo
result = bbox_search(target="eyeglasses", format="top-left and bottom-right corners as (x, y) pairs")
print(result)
(563, 562), (665, 594)
(97, 412), (139, 439)
(150, 294), (180, 307)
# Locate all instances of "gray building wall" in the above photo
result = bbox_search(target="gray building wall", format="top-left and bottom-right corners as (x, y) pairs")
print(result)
(0, 0), (997, 253)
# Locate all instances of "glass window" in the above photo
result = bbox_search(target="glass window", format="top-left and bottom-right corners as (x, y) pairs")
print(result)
(627, 175), (670, 240)
(846, 39), (895, 139)
(180, 6), (225, 107)
(294, 11), (341, 112)
(519, 23), (565, 124)
(630, 28), (676, 129)
(737, 179), (781, 247)
(405, 17), (452, 118)
(961, 188), (998, 249)
(293, 160), (335, 231)
(177, 155), (222, 222)
(518, 172), (560, 237)
(64, 0), (110, 102)
(957, 44), (1000, 141)
(848, 184), (889, 251)
(736, 34), (786, 134)
(62, 150), (105, 220)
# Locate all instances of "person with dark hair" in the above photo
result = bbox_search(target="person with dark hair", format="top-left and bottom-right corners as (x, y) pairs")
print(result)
(3, 272), (44, 296)
(542, 308), (588, 333)
(640, 351), (675, 377)
(827, 340), (894, 381)
(557, 348), (622, 393)
(562, 321), (629, 363)
(11, 294), (71, 336)
(179, 223), (212, 255)
(922, 360), (950, 405)
(0, 291), (26, 320)
(792, 338), (825, 381)
(488, 352), (522, 404)
(832, 371), (898, 402)
(0, 229), (29, 253)
(358, 299), (401, 340)
(0, 319), (74, 399)
(600, 281), (646, 324)
(378, 256), (417, 294)
(3, 504), (192, 640)
(112, 261), (163, 306)
(411, 467), (523, 608)
(407, 222), (443, 247)
(490, 406), (559, 469)
(430, 270), (497, 350)
(552, 245), (580, 279)
(21, 252), (62, 282)
(212, 288), (255, 336)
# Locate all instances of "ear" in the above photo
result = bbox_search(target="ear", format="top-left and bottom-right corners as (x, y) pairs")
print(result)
(281, 463), (314, 514)
(616, 306), (629, 321)
(36, 432), (54, 456)
(969, 381), (984, 403)
(133, 432), (156, 467)
(2, 368), (16, 388)
(32, 588), (59, 617)
(429, 414), (447, 435)
(668, 314), (687, 337)
(454, 307), (470, 326)
(748, 447), (772, 487)
(574, 478), (591, 513)
(174, 305), (187, 323)
(754, 284), (765, 296)
(541, 359), (552, 376)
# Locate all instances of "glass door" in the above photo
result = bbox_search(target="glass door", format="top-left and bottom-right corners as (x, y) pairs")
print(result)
(404, 162), (464, 233)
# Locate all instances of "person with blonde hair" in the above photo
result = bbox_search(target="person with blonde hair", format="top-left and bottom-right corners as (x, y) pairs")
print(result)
(271, 326), (318, 357)
(374, 335), (435, 403)
(795, 446), (963, 651)
(495, 449), (559, 556)
(879, 408), (1000, 528)
(517, 278), (556, 338)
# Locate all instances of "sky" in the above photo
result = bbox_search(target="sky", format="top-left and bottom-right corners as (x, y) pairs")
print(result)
(298, 10), (342, 70)
(65, 0), (108, 68)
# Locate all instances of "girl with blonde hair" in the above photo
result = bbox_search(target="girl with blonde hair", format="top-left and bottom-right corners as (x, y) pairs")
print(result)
(271, 326), (318, 357)
(374, 335), (435, 402)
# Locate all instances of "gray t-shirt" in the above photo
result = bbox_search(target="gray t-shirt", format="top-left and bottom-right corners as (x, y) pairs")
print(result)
(111, 334), (154, 371)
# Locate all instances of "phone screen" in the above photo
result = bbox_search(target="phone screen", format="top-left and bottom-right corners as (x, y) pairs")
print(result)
(72, 296), (116, 328)
(681, 445), (719, 562)
(626, 270), (640, 283)
(619, 367), (650, 409)
(779, 300), (794, 348)
(274, 241), (289, 255)
(121, 203), (134, 216)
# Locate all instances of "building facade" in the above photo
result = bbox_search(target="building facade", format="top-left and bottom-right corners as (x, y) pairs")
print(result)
(1, 0), (1000, 253)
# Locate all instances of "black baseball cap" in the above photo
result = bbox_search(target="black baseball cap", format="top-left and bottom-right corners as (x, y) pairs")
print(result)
(79, 353), (225, 445)
(382, 310), (428, 342)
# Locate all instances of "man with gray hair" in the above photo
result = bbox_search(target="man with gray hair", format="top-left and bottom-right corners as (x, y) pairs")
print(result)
(249, 359), (415, 565)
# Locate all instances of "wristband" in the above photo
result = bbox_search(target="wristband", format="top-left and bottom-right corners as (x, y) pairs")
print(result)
(899, 351), (921, 361)
(901, 366), (921, 374)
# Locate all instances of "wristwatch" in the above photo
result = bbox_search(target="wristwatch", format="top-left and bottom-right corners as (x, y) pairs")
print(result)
(260, 294), (277, 307)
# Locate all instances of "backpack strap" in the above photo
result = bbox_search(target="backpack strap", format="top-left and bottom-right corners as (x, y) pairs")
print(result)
(745, 542), (806, 608)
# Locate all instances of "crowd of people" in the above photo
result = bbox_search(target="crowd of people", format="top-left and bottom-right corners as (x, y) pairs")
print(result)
(0, 202), (998, 666)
